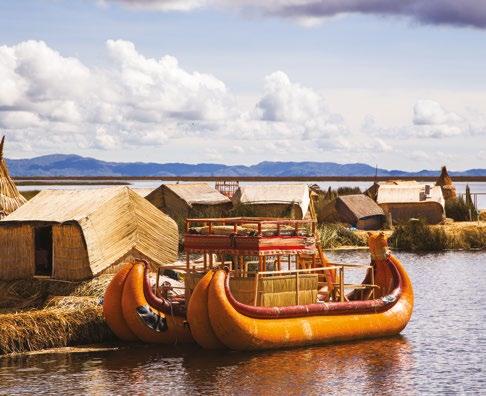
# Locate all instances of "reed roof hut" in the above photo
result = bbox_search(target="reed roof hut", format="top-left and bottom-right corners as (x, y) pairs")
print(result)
(146, 183), (232, 224)
(232, 184), (311, 219)
(435, 166), (457, 201)
(376, 184), (445, 225)
(320, 194), (385, 230)
(0, 136), (26, 219)
(0, 187), (178, 281)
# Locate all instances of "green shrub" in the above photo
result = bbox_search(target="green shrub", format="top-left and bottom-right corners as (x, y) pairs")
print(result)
(389, 218), (449, 251)
(445, 196), (477, 221)
(318, 223), (366, 249)
(336, 186), (362, 196)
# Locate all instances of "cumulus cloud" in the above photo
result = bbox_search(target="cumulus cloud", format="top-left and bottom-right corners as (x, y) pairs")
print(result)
(102, 0), (486, 29)
(0, 39), (351, 154)
(361, 100), (486, 140)
(413, 100), (462, 126)
(0, 39), (234, 151)
(411, 99), (479, 138)
(254, 71), (347, 140)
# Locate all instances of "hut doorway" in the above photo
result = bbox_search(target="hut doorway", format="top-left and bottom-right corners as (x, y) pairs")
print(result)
(35, 226), (52, 276)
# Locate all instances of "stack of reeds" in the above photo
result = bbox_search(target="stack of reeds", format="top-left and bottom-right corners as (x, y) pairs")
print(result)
(0, 136), (27, 219)
(0, 298), (113, 355)
(0, 274), (116, 355)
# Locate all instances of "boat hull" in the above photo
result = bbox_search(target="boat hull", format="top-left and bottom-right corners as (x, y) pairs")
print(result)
(104, 261), (193, 344)
(198, 254), (413, 351)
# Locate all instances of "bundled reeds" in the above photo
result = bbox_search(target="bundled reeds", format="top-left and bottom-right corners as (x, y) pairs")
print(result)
(0, 298), (113, 355)
(0, 274), (116, 355)
(0, 136), (27, 219)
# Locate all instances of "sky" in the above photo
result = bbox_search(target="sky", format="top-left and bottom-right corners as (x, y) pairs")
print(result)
(0, 0), (485, 170)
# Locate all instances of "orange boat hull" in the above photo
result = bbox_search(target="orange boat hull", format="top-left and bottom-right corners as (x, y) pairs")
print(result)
(188, 254), (413, 351)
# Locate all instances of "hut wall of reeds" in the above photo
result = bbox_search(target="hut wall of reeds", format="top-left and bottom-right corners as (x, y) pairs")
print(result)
(231, 184), (310, 219)
(0, 224), (34, 279)
(320, 194), (385, 230)
(0, 136), (26, 219)
(0, 187), (178, 281)
(377, 184), (445, 225)
(146, 183), (232, 224)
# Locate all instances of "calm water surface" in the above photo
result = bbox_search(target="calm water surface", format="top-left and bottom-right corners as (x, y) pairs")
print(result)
(18, 181), (486, 209)
(1, 251), (485, 395)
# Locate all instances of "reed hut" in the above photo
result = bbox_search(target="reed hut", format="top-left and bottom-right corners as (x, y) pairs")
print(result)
(146, 183), (232, 224)
(435, 166), (457, 201)
(232, 184), (310, 219)
(0, 136), (26, 219)
(0, 187), (178, 281)
(320, 194), (385, 230)
(376, 184), (445, 225)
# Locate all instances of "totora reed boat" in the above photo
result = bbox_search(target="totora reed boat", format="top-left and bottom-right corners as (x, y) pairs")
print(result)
(104, 217), (413, 350)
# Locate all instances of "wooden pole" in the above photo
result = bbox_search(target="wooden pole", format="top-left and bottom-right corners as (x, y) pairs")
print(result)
(339, 267), (345, 303)
(253, 273), (259, 306)
(295, 271), (300, 305)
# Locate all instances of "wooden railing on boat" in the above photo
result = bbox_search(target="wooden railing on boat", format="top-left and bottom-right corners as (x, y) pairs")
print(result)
(182, 262), (377, 304)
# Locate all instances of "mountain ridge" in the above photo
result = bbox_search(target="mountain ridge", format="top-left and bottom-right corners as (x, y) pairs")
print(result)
(5, 154), (486, 177)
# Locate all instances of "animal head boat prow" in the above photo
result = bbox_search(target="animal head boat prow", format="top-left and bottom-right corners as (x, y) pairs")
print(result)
(368, 232), (390, 260)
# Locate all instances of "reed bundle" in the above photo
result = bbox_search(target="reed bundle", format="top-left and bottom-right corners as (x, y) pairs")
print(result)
(0, 298), (113, 355)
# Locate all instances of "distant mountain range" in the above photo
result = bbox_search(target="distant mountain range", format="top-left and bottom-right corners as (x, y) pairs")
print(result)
(5, 154), (486, 177)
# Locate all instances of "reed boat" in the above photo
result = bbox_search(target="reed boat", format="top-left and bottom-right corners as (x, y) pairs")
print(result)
(103, 260), (193, 344)
(104, 217), (413, 350)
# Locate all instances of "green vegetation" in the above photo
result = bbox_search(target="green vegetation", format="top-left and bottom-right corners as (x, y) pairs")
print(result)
(389, 219), (449, 251)
(389, 218), (486, 251)
(336, 186), (362, 196)
(445, 185), (478, 221)
(318, 223), (367, 249)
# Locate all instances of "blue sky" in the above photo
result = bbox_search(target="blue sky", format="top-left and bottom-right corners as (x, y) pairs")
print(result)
(0, 0), (485, 170)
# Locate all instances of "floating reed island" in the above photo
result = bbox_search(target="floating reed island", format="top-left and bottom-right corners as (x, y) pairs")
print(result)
(0, 137), (484, 354)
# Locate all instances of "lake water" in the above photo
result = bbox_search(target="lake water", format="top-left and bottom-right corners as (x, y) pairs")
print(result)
(18, 180), (486, 209)
(1, 250), (484, 395)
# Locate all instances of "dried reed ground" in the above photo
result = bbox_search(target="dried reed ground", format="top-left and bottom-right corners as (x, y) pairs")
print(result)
(0, 275), (116, 355)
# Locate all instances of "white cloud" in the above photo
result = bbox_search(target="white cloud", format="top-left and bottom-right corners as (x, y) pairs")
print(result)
(0, 39), (234, 151)
(254, 71), (347, 141)
(413, 99), (462, 126)
(360, 100), (486, 140)
(3, 39), (483, 166)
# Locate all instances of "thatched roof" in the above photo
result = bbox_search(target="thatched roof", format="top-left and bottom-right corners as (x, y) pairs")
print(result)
(337, 195), (385, 220)
(0, 136), (27, 219)
(233, 184), (310, 215)
(161, 183), (231, 206)
(377, 184), (445, 208)
(1, 187), (178, 277)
